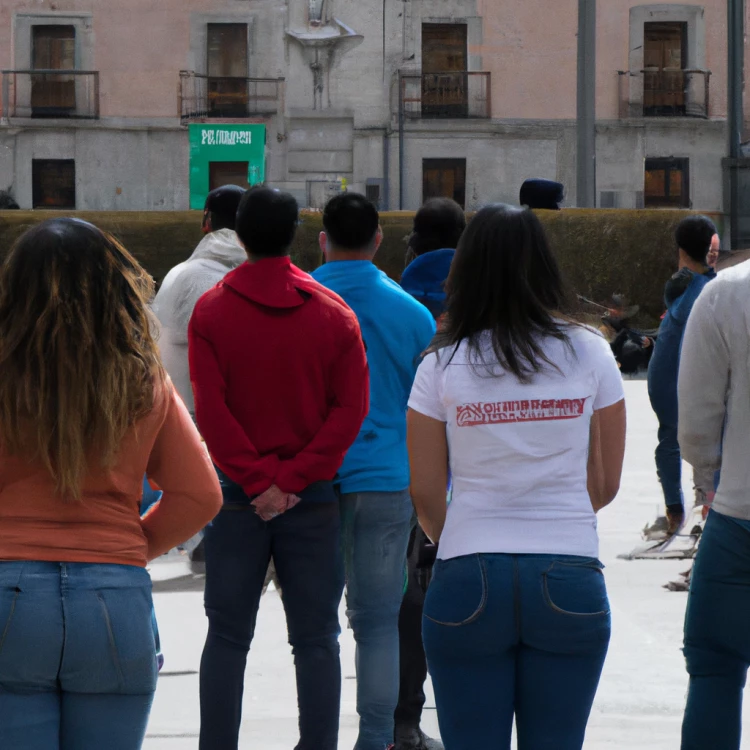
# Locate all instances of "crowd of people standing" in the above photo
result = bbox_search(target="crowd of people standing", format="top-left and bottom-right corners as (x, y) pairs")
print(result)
(0, 180), (745, 750)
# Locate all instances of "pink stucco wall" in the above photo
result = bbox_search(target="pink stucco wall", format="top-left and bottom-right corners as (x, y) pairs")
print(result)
(476, 0), (732, 121)
(0, 0), (745, 122)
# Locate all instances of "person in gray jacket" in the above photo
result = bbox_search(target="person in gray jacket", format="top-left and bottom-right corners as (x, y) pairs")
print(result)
(152, 185), (246, 413)
(677, 258), (750, 750)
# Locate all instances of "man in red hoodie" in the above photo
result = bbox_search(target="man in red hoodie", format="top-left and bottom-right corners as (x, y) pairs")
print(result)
(189, 186), (369, 750)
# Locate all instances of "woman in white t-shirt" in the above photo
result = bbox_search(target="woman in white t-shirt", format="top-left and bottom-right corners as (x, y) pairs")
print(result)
(407, 205), (626, 750)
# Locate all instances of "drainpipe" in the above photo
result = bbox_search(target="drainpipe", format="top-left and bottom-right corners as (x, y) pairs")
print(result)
(398, 72), (405, 210)
(576, 0), (597, 207)
(728, 0), (744, 248)
(383, 128), (390, 210)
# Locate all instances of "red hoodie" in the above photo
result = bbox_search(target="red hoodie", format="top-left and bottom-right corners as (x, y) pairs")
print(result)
(188, 256), (369, 496)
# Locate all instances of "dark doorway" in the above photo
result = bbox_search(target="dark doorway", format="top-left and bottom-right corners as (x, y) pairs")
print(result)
(423, 158), (466, 208)
(644, 157), (690, 208)
(207, 24), (249, 117)
(32, 159), (76, 208)
(421, 24), (468, 118)
(643, 22), (688, 116)
(209, 161), (250, 192)
(31, 25), (76, 117)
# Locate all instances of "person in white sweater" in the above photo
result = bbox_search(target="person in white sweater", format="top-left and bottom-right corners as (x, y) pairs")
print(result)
(152, 185), (246, 414)
(678, 259), (750, 750)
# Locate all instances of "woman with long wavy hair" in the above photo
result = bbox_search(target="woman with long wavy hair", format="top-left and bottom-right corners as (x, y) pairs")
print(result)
(407, 205), (627, 749)
(0, 218), (222, 750)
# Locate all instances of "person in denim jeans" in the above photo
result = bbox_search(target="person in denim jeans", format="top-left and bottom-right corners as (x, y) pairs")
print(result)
(407, 205), (627, 749)
(313, 193), (436, 750)
(677, 259), (750, 749)
(189, 188), (370, 750)
(0, 219), (222, 750)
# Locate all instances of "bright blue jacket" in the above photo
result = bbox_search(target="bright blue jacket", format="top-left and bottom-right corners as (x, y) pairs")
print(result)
(647, 268), (715, 422)
(400, 248), (455, 319)
(313, 261), (436, 493)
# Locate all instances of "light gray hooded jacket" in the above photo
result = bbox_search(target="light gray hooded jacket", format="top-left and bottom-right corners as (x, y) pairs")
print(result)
(678, 259), (750, 519)
(152, 229), (246, 413)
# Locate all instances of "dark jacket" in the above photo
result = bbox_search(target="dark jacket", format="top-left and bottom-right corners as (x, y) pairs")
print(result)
(647, 267), (716, 421)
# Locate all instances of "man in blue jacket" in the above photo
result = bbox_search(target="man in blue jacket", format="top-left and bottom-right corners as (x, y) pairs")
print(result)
(313, 193), (436, 750)
(647, 215), (718, 536)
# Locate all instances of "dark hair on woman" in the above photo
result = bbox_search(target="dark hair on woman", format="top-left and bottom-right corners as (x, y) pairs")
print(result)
(675, 214), (717, 264)
(0, 218), (165, 499)
(435, 204), (573, 381)
(408, 198), (466, 255)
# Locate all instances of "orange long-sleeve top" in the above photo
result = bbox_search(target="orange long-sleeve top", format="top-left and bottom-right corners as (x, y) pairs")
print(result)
(0, 380), (223, 567)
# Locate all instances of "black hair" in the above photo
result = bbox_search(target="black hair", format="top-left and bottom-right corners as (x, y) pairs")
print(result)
(235, 186), (299, 258)
(675, 215), (717, 264)
(322, 192), (379, 250)
(435, 204), (573, 382)
(203, 185), (246, 232)
(519, 179), (565, 211)
(408, 198), (466, 255)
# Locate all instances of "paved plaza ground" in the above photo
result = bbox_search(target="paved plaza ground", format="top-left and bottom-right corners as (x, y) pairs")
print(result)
(143, 380), (750, 749)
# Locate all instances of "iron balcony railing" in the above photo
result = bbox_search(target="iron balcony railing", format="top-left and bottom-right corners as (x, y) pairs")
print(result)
(180, 72), (283, 122)
(1, 69), (99, 119)
(400, 71), (491, 120)
(618, 69), (710, 119)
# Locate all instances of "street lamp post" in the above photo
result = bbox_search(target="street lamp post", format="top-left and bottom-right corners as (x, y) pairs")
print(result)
(577, 0), (597, 208)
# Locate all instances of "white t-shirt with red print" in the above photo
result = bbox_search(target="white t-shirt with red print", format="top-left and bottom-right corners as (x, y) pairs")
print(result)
(408, 325), (624, 561)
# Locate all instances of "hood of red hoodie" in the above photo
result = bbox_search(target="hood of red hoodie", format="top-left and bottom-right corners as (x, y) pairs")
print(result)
(222, 256), (321, 309)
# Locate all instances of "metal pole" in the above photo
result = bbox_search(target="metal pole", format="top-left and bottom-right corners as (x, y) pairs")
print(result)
(728, 0), (744, 248)
(576, 0), (596, 207)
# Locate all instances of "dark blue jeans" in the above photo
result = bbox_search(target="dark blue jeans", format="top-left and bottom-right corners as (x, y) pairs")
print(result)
(682, 510), (750, 750)
(648, 384), (684, 510)
(423, 553), (611, 750)
(199, 477), (344, 750)
(0, 562), (157, 750)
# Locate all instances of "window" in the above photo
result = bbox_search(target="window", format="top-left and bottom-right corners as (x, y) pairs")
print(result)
(643, 22), (687, 116)
(421, 24), (468, 118)
(209, 161), (250, 192)
(423, 158), (466, 208)
(32, 159), (76, 208)
(207, 24), (249, 118)
(644, 158), (689, 208)
(31, 26), (76, 117)
(365, 182), (381, 209)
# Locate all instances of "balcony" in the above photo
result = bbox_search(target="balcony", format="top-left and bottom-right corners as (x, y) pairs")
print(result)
(618, 69), (710, 119)
(400, 72), (491, 120)
(180, 72), (283, 123)
(1, 70), (99, 120)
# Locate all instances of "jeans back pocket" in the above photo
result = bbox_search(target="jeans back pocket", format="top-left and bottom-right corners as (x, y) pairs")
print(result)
(542, 558), (610, 617)
(424, 555), (487, 627)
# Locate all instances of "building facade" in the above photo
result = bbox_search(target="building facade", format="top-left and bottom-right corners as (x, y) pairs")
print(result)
(0, 0), (744, 212)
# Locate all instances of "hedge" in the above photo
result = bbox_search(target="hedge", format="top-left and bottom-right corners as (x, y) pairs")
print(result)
(0, 208), (721, 325)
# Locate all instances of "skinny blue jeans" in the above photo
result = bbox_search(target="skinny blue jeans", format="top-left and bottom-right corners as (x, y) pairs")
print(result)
(423, 553), (611, 750)
(0, 561), (158, 750)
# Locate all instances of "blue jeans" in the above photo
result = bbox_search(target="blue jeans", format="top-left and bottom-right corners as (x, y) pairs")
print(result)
(339, 490), (414, 750)
(200, 476), (344, 750)
(682, 510), (750, 750)
(423, 553), (611, 750)
(0, 561), (157, 750)
(655, 421), (684, 510)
